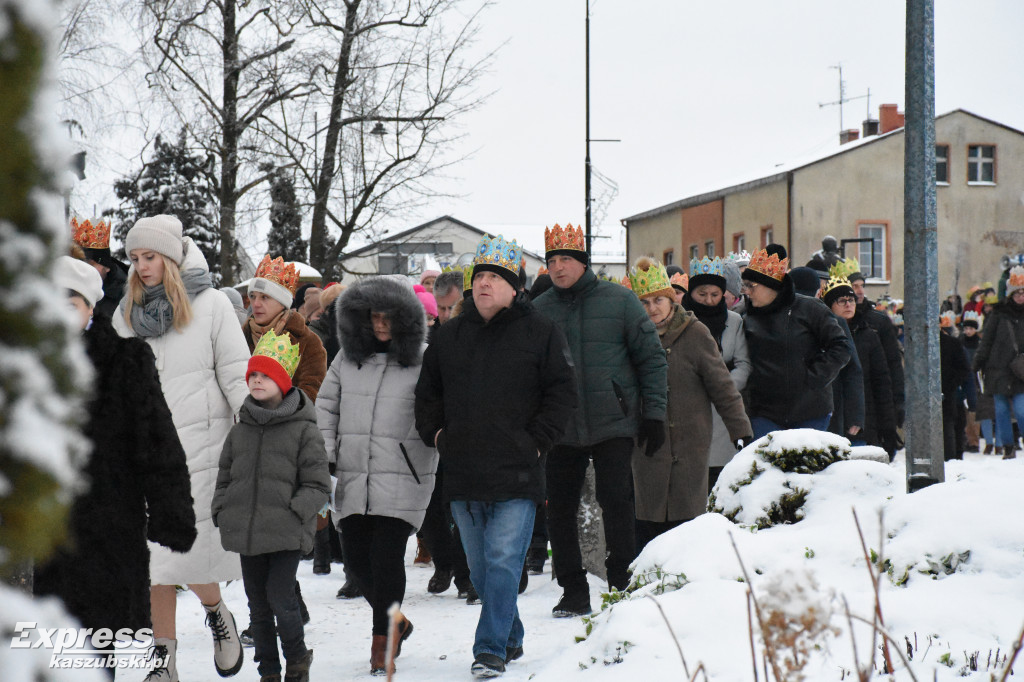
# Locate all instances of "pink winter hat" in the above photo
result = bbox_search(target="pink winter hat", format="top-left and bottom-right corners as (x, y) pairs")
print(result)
(413, 284), (438, 318)
(420, 269), (440, 284)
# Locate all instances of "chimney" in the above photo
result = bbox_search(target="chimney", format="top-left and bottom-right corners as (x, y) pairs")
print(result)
(879, 103), (905, 134)
(840, 129), (860, 145)
(862, 118), (880, 138)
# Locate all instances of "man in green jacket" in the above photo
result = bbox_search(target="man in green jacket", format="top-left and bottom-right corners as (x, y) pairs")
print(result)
(532, 224), (668, 617)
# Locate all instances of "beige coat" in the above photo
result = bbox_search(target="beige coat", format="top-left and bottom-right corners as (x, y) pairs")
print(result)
(632, 307), (752, 523)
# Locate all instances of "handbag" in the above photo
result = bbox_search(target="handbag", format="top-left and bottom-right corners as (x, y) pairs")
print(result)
(1004, 320), (1024, 381)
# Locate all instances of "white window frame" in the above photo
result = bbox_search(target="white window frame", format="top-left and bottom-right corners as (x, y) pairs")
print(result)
(762, 227), (774, 247)
(967, 144), (996, 185)
(689, 244), (699, 261)
(935, 144), (949, 185)
(704, 240), (715, 258)
(734, 234), (745, 252)
(857, 224), (887, 281)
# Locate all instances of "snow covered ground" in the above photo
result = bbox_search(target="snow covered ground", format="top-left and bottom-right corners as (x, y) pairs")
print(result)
(40, 442), (1024, 681)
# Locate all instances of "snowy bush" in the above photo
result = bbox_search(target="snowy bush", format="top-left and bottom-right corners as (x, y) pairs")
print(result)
(708, 429), (852, 529)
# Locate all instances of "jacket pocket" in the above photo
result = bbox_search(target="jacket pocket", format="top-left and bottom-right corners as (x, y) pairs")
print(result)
(399, 443), (422, 484)
(612, 381), (630, 417)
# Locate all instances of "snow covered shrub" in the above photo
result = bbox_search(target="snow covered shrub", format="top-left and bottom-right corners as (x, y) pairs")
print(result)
(757, 569), (840, 681)
(709, 430), (851, 529)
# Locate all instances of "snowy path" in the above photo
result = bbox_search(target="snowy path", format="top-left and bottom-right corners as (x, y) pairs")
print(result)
(117, 543), (602, 681)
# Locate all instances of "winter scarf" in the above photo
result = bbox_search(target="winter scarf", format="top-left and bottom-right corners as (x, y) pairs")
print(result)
(245, 309), (290, 346)
(128, 268), (211, 338)
(244, 388), (301, 426)
(684, 295), (728, 349)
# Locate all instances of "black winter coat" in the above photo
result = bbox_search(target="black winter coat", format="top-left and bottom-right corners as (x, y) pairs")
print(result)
(415, 294), (577, 503)
(34, 314), (196, 631)
(973, 301), (1024, 397)
(858, 300), (906, 423)
(848, 313), (895, 444)
(742, 276), (851, 425)
(828, 314), (866, 437)
(942, 331), (972, 401)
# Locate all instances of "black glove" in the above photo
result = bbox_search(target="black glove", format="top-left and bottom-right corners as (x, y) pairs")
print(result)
(637, 419), (666, 457)
(734, 438), (747, 452)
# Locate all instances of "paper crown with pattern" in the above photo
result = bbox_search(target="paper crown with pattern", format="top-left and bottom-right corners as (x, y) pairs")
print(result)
(473, 234), (523, 276)
(442, 264), (473, 291)
(670, 271), (689, 291)
(727, 250), (752, 265)
(961, 310), (982, 327)
(820, 275), (855, 306)
(746, 249), (788, 282)
(247, 329), (301, 395)
(628, 258), (674, 300)
(690, 256), (724, 278)
(254, 255), (300, 294)
(939, 311), (956, 328)
(71, 217), (112, 249)
(620, 275), (632, 289)
(829, 257), (862, 280)
(1007, 266), (1024, 295)
(544, 223), (586, 254)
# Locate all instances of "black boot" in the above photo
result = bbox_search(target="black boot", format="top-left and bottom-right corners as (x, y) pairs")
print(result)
(336, 580), (363, 599)
(1003, 445), (1017, 460)
(427, 567), (453, 594)
(525, 547), (547, 575)
(552, 589), (591, 618)
(313, 526), (331, 575)
(295, 581), (310, 625)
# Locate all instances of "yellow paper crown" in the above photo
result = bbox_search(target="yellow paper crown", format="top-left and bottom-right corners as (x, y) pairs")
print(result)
(829, 257), (861, 280)
(628, 258), (674, 299)
(71, 217), (112, 249)
(544, 223), (586, 253)
(442, 264), (473, 291)
(252, 329), (300, 377)
(747, 249), (788, 282)
(254, 255), (300, 294)
(820, 274), (854, 301)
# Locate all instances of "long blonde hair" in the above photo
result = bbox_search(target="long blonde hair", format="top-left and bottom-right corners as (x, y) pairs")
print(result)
(123, 254), (193, 331)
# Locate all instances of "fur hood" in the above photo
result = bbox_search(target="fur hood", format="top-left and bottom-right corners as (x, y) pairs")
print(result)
(337, 276), (426, 366)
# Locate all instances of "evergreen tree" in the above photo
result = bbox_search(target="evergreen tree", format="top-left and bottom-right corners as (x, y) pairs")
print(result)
(108, 130), (220, 282)
(264, 164), (307, 263)
(0, 0), (89, 588)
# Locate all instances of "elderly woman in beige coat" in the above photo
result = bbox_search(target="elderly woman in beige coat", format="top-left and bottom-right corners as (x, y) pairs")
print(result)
(627, 258), (752, 551)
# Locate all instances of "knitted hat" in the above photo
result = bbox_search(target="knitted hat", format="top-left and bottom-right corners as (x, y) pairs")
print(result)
(1006, 266), (1024, 297)
(413, 284), (438, 317)
(249, 255), (300, 309)
(55, 255), (103, 308)
(722, 260), (742, 298)
(292, 283), (318, 310)
(543, 223), (588, 267)
(627, 257), (674, 300)
(472, 234), (523, 291)
(688, 256), (727, 293)
(741, 248), (789, 291)
(789, 266), (824, 298)
(125, 215), (184, 265)
(420, 269), (440, 285)
(247, 329), (300, 396)
(319, 284), (346, 312)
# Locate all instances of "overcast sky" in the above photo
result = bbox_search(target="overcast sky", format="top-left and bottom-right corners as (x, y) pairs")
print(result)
(415, 0), (1024, 255)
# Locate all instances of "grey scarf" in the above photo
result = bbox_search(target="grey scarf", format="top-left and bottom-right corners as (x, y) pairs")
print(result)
(245, 388), (301, 425)
(127, 268), (212, 338)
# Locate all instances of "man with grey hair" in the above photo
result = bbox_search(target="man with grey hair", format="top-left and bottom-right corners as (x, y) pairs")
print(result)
(433, 270), (464, 325)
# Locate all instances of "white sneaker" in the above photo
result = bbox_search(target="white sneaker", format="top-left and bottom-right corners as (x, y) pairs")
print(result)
(204, 600), (244, 677)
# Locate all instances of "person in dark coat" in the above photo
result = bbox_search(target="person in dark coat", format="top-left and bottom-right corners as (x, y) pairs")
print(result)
(971, 266), (1024, 459)
(35, 257), (197, 676)
(960, 311), (984, 452)
(741, 249), (851, 439)
(940, 315), (973, 461)
(823, 276), (896, 449)
(415, 235), (577, 678)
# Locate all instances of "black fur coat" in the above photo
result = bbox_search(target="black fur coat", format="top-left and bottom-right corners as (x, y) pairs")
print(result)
(337, 276), (426, 367)
(34, 314), (196, 631)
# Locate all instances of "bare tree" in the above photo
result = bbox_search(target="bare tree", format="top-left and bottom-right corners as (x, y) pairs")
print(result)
(266, 0), (492, 278)
(138, 0), (315, 283)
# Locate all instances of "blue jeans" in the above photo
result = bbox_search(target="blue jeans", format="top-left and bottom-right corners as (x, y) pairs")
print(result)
(993, 393), (1024, 448)
(980, 418), (1001, 446)
(451, 499), (536, 659)
(750, 414), (833, 440)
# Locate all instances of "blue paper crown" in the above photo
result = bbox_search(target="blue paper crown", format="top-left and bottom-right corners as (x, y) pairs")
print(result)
(689, 256), (724, 278)
(473, 234), (523, 275)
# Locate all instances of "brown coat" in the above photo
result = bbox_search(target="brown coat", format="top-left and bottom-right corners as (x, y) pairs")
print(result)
(245, 310), (328, 402)
(633, 307), (752, 522)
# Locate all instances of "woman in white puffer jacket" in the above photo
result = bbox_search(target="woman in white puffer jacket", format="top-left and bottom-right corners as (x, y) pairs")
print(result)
(113, 215), (250, 682)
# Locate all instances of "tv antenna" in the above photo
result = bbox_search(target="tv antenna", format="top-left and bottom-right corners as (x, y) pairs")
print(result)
(819, 64), (871, 135)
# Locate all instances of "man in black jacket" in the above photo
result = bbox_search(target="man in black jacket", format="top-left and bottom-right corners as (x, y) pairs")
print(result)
(415, 235), (576, 678)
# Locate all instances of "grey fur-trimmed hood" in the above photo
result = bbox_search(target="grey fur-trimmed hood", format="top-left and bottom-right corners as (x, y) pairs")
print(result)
(337, 276), (426, 367)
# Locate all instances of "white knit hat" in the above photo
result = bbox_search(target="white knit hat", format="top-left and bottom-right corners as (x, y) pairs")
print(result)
(125, 215), (184, 265)
(55, 256), (104, 308)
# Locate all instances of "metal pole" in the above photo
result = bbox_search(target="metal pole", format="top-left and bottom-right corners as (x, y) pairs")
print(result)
(584, 0), (592, 258)
(904, 0), (944, 491)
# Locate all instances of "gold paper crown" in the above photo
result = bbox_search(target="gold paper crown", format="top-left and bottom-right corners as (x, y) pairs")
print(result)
(627, 258), (674, 299)
(747, 249), (788, 282)
(544, 223), (585, 253)
(473, 234), (523, 275)
(71, 217), (112, 249)
(252, 329), (300, 377)
(620, 275), (632, 289)
(442, 264), (473, 291)
(829, 257), (861, 280)
(254, 255), (300, 294)
(1009, 266), (1024, 290)
(821, 275), (854, 300)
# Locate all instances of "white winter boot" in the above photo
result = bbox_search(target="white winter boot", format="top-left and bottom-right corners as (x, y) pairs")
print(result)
(204, 599), (244, 677)
(144, 638), (178, 682)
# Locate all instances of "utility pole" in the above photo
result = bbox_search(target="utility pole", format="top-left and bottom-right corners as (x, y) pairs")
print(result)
(585, 0), (591, 257)
(904, 0), (944, 491)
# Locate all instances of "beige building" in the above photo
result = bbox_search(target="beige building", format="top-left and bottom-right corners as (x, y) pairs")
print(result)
(623, 108), (1024, 300)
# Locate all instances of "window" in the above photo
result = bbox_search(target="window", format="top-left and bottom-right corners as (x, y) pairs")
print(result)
(935, 144), (949, 184)
(689, 245), (699, 261)
(704, 241), (715, 258)
(857, 224), (887, 280)
(733, 233), (745, 253)
(760, 225), (774, 248)
(663, 249), (674, 266)
(967, 145), (996, 184)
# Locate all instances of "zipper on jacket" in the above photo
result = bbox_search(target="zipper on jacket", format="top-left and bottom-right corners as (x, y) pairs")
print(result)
(246, 427), (265, 551)
(574, 293), (591, 444)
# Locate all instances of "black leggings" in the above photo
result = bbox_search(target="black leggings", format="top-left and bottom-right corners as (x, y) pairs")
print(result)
(339, 514), (414, 635)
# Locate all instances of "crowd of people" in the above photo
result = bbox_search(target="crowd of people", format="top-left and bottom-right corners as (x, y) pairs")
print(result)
(32, 219), (1021, 681)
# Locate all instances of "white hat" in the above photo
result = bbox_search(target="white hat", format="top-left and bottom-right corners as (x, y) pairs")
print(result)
(125, 215), (184, 265)
(55, 256), (104, 308)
